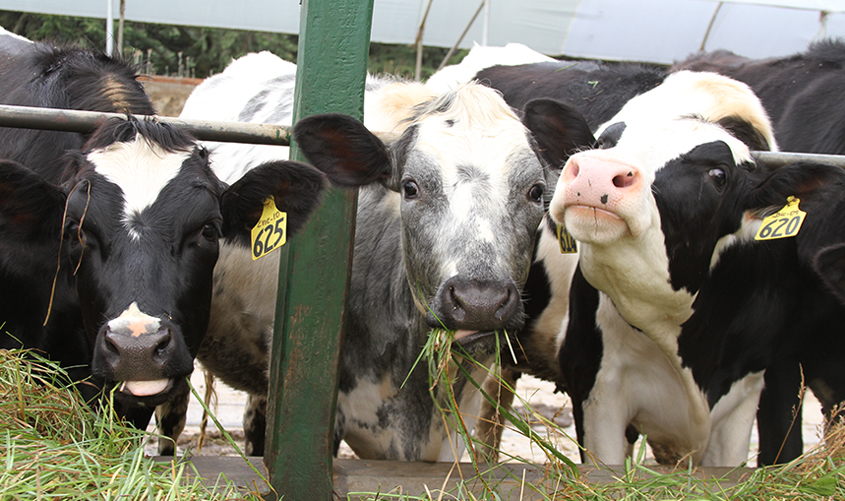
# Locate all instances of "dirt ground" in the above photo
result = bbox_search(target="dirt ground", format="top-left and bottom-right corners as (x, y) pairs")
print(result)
(146, 362), (826, 465)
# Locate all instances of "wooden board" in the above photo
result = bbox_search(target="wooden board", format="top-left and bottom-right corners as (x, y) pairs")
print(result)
(157, 457), (753, 500)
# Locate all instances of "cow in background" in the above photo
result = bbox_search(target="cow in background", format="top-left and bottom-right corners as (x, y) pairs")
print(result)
(177, 51), (562, 460)
(0, 42), (356, 454)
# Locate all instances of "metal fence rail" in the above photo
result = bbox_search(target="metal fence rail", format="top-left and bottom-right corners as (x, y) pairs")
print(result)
(0, 103), (844, 169)
(0, 104), (412, 147)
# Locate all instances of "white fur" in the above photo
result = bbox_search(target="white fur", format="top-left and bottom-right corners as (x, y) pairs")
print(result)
(583, 293), (711, 465)
(702, 371), (765, 465)
(88, 137), (191, 240)
(426, 43), (554, 94)
(0, 26), (32, 43)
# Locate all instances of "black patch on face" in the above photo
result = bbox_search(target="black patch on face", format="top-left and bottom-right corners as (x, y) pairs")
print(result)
(596, 121), (626, 149)
(653, 140), (750, 294)
(716, 115), (770, 152)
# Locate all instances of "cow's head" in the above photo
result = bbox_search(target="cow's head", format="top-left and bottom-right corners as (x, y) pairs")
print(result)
(0, 118), (328, 407)
(526, 71), (801, 328)
(294, 83), (555, 352)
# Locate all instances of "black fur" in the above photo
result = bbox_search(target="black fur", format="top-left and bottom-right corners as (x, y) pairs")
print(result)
(477, 60), (667, 129)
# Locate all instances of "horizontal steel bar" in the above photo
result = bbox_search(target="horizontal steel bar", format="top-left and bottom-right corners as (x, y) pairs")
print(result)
(0, 105), (842, 168)
(752, 150), (845, 168)
(0, 104), (293, 146)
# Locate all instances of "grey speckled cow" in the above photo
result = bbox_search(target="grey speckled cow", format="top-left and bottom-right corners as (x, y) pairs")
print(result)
(176, 51), (562, 460)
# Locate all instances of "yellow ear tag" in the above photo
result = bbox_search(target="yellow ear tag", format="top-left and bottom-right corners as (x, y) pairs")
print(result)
(556, 223), (578, 253)
(251, 197), (287, 260)
(755, 196), (806, 241)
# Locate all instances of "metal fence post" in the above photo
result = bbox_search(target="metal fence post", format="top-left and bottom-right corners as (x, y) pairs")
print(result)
(264, 1), (374, 499)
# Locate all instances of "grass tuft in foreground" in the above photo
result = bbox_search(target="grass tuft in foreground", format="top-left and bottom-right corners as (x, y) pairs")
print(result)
(0, 348), (260, 500)
(393, 327), (845, 500)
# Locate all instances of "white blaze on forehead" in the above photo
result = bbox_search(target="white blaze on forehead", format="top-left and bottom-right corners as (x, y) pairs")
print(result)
(87, 135), (193, 238)
(107, 301), (161, 337)
(412, 84), (533, 227)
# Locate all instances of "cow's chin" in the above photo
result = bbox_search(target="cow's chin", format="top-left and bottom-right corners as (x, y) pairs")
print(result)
(112, 377), (185, 407)
(451, 330), (500, 358)
(563, 205), (631, 244)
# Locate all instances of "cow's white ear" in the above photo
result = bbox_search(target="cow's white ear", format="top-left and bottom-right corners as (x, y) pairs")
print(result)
(293, 113), (393, 188)
(523, 99), (594, 170)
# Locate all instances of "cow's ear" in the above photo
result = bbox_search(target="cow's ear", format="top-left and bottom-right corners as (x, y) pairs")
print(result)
(220, 160), (327, 247)
(292, 113), (393, 188)
(814, 243), (845, 305)
(748, 162), (844, 211)
(523, 98), (595, 170)
(0, 160), (65, 242)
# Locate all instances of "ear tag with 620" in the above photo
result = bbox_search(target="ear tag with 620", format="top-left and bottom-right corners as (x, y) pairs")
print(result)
(251, 197), (286, 260)
(755, 196), (806, 241)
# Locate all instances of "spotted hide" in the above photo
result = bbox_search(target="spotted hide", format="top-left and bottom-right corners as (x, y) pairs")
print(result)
(176, 51), (564, 460)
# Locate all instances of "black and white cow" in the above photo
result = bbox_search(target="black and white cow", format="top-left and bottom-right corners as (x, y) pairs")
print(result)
(521, 69), (845, 466)
(0, 43), (348, 454)
(176, 51), (556, 460)
(673, 39), (845, 464)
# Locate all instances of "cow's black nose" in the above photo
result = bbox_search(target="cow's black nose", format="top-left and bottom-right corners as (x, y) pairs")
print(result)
(101, 326), (175, 381)
(432, 276), (519, 331)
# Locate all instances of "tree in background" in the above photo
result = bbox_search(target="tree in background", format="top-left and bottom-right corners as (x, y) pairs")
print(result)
(0, 10), (463, 80)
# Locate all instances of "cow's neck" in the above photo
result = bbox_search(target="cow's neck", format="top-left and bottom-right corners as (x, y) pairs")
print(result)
(578, 231), (695, 341)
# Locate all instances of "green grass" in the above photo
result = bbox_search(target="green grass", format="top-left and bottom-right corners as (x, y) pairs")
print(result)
(0, 348), (261, 500)
(4, 338), (845, 501)
(392, 327), (845, 500)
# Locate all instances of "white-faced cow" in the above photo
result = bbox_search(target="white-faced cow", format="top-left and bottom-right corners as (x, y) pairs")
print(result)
(175, 51), (556, 460)
(672, 38), (845, 464)
(521, 69), (845, 466)
(429, 50), (671, 458)
(0, 43), (346, 454)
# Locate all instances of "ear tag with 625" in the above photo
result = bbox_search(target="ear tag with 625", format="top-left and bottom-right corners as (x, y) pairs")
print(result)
(556, 223), (578, 253)
(251, 197), (286, 260)
(755, 196), (806, 241)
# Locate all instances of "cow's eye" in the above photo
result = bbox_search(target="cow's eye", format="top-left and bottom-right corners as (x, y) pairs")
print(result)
(709, 168), (727, 188)
(707, 168), (728, 188)
(527, 183), (544, 203)
(201, 223), (221, 241)
(64, 221), (84, 243)
(402, 180), (419, 200)
(201, 222), (220, 240)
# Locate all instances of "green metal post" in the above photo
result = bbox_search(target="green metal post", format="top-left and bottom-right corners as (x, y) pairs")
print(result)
(264, 1), (374, 499)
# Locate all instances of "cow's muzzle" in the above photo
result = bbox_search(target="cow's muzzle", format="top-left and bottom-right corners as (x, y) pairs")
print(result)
(428, 277), (521, 332)
(94, 318), (193, 398)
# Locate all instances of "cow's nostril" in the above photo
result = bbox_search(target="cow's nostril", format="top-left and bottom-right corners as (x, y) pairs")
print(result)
(154, 335), (171, 356)
(612, 171), (636, 188)
(104, 334), (121, 356)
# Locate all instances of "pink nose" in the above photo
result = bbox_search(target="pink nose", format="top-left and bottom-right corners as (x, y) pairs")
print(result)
(560, 155), (641, 210)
